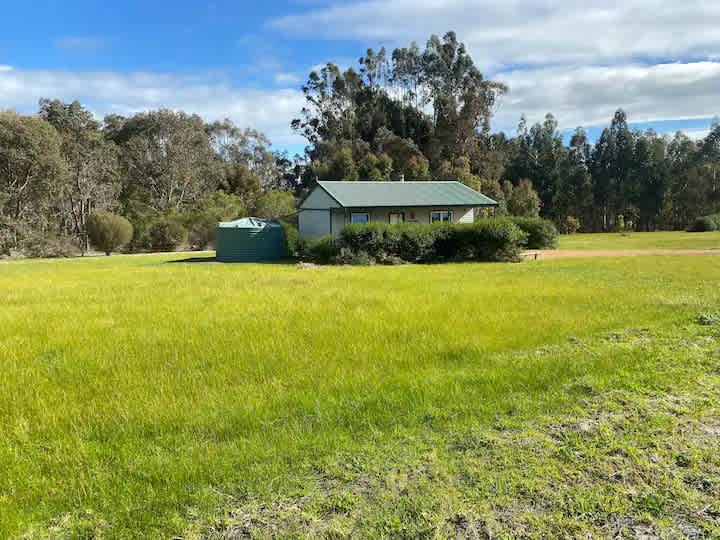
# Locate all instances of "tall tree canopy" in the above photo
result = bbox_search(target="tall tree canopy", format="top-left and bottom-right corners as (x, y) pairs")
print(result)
(292, 31), (506, 185)
(39, 99), (119, 252)
(0, 111), (66, 252)
(108, 110), (219, 212)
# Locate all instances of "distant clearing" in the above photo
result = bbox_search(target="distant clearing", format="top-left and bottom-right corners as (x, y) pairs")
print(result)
(557, 231), (720, 251)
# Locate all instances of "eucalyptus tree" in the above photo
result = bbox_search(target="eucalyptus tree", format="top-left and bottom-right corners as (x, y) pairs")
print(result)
(698, 122), (720, 211)
(0, 111), (66, 251)
(108, 110), (219, 212)
(39, 99), (120, 252)
(204, 119), (282, 210)
(420, 32), (508, 161)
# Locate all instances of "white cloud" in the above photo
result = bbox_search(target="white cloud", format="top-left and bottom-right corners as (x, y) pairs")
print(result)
(0, 68), (306, 146)
(492, 61), (720, 132)
(682, 128), (712, 140)
(273, 72), (301, 85)
(269, 0), (720, 70)
(0, 65), (12, 72)
(267, 0), (720, 136)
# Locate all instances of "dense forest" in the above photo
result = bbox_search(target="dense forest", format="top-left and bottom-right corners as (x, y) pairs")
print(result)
(0, 102), (299, 257)
(2, 30), (719, 257)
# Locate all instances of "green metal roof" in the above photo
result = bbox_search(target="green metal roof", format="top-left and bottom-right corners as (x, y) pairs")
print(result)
(217, 217), (282, 229)
(316, 181), (498, 208)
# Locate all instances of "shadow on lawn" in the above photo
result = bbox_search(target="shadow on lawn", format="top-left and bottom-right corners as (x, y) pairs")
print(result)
(167, 256), (218, 264)
(167, 256), (296, 264)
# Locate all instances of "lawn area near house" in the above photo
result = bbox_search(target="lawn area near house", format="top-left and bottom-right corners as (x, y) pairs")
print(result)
(1, 252), (720, 537)
(558, 230), (720, 250)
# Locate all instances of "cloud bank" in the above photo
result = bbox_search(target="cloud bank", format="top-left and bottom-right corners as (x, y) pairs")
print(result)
(0, 69), (306, 146)
(493, 61), (720, 131)
(270, 0), (720, 68)
(270, 0), (720, 131)
(2, 1), (719, 145)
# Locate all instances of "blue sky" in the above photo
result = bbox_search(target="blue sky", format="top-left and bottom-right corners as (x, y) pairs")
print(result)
(2, 0), (720, 154)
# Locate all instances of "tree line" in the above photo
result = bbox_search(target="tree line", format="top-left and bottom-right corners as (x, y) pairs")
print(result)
(0, 101), (299, 257)
(2, 30), (720, 257)
(293, 31), (720, 233)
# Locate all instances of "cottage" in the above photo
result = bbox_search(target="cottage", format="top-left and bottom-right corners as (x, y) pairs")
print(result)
(298, 180), (499, 237)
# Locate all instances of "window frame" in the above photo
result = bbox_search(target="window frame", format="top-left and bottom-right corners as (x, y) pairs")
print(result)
(350, 212), (370, 224)
(430, 209), (453, 223)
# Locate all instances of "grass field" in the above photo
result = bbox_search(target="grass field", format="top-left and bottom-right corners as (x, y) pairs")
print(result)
(558, 230), (720, 250)
(1, 236), (720, 537)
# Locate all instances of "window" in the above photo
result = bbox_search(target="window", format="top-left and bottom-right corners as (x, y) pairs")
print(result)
(351, 212), (369, 224)
(389, 212), (404, 224)
(430, 210), (452, 223)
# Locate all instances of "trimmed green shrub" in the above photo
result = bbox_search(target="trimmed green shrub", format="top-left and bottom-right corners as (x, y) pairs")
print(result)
(688, 216), (717, 232)
(688, 213), (720, 232)
(463, 220), (527, 262)
(87, 211), (134, 256)
(305, 235), (338, 264)
(149, 218), (187, 252)
(337, 223), (391, 259)
(323, 220), (526, 265)
(336, 247), (375, 266)
(506, 217), (558, 249)
(394, 224), (438, 262)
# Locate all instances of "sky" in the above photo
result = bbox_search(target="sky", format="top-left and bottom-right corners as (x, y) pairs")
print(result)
(1, 0), (719, 155)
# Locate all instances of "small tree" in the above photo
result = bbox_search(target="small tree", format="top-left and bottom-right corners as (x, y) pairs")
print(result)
(255, 190), (296, 219)
(506, 179), (541, 217)
(87, 211), (133, 255)
(563, 216), (581, 234)
(616, 214), (627, 234)
(149, 217), (187, 252)
(183, 192), (246, 249)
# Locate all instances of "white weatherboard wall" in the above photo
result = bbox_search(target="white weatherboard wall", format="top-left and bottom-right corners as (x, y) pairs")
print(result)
(348, 207), (474, 226)
(299, 202), (476, 238)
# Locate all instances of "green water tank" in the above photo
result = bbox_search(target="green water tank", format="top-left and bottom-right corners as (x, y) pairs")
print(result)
(216, 218), (287, 262)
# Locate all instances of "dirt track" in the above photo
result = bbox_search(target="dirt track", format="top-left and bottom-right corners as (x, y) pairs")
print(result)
(527, 249), (720, 259)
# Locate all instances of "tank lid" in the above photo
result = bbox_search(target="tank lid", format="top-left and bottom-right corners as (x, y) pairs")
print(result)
(217, 217), (282, 229)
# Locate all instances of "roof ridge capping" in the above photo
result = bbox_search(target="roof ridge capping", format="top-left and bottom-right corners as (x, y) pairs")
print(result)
(319, 180), (467, 184)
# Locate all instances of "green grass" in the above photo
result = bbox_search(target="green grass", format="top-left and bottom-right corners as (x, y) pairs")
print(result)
(1, 250), (720, 537)
(558, 230), (720, 250)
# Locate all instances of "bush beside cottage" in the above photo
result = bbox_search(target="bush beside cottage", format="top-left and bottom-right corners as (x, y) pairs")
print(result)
(688, 213), (720, 232)
(297, 219), (537, 265)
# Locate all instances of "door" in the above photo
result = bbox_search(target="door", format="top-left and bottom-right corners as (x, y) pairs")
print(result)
(389, 212), (405, 224)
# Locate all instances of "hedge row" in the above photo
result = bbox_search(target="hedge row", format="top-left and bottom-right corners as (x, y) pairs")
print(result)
(688, 213), (720, 232)
(503, 217), (559, 249)
(300, 220), (529, 265)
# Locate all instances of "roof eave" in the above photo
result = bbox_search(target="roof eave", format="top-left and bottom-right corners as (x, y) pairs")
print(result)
(298, 182), (344, 209)
(338, 202), (497, 208)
